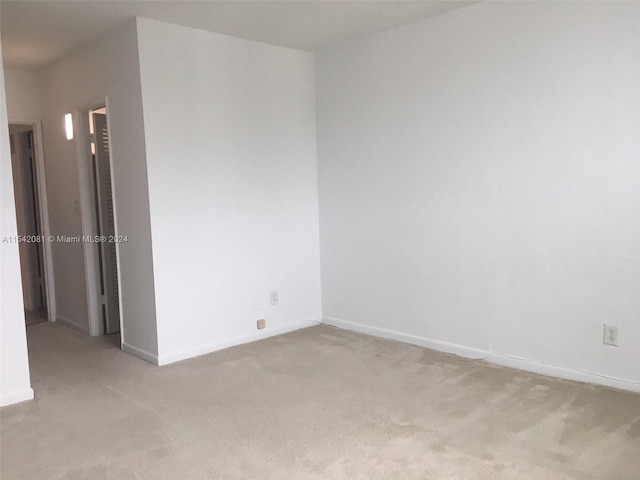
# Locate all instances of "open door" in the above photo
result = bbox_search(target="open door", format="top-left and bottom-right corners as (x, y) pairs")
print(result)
(20, 130), (47, 311)
(92, 111), (120, 335)
(9, 124), (50, 326)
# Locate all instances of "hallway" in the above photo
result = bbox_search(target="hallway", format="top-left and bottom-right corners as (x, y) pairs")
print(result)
(25, 309), (48, 326)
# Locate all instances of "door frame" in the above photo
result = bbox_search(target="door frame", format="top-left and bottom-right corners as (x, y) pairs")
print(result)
(7, 117), (56, 324)
(76, 97), (124, 339)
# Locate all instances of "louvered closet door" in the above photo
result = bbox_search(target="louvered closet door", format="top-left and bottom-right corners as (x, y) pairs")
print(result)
(93, 113), (120, 334)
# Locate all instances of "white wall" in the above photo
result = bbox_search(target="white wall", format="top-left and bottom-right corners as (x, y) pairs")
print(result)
(136, 18), (322, 364)
(4, 68), (41, 120)
(38, 20), (158, 357)
(316, 2), (640, 390)
(1, 43), (33, 406)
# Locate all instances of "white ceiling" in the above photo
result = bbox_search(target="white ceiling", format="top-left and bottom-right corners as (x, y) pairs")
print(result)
(0, 0), (477, 70)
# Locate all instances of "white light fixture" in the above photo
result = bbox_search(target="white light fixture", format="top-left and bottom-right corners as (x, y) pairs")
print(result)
(65, 113), (73, 140)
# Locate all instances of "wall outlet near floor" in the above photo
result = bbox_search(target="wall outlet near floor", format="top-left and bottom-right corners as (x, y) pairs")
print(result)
(269, 289), (279, 306)
(257, 319), (266, 330)
(603, 324), (618, 346)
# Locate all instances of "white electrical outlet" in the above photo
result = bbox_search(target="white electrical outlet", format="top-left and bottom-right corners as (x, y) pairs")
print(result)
(257, 319), (266, 330)
(603, 324), (618, 346)
(270, 289), (279, 306)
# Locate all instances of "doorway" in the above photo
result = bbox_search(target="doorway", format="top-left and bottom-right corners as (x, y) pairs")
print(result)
(8, 123), (52, 327)
(86, 106), (121, 337)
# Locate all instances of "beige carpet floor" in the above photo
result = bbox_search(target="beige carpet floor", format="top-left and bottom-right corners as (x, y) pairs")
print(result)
(1, 322), (639, 480)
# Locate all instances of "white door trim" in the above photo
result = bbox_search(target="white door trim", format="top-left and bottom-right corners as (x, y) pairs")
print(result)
(7, 117), (56, 324)
(75, 97), (124, 340)
(75, 107), (102, 336)
(103, 98), (125, 344)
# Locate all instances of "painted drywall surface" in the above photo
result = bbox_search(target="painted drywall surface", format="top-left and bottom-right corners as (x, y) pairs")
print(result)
(4, 69), (41, 119)
(1, 43), (33, 406)
(136, 18), (322, 362)
(38, 20), (158, 355)
(316, 2), (640, 384)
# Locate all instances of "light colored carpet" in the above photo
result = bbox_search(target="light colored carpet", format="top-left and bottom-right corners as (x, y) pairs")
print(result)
(1, 322), (639, 479)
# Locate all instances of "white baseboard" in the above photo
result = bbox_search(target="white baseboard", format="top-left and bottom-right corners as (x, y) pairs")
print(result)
(322, 316), (489, 360)
(158, 318), (321, 366)
(1, 387), (35, 407)
(321, 316), (640, 394)
(486, 353), (640, 393)
(122, 342), (159, 366)
(56, 314), (89, 335)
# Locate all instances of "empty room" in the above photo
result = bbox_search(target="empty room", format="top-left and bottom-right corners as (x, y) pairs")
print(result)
(0, 1), (638, 478)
